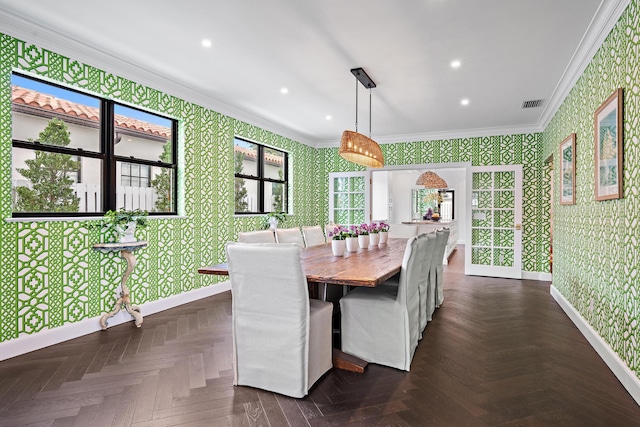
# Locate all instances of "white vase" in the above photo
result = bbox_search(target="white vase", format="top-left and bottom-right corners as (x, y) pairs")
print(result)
(369, 233), (380, 246)
(345, 237), (359, 252)
(117, 221), (137, 243)
(331, 239), (346, 256)
(269, 217), (279, 230)
(358, 234), (370, 249)
(378, 231), (389, 245)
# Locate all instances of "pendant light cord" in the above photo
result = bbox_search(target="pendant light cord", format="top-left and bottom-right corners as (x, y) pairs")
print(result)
(355, 77), (358, 133)
(369, 88), (372, 138)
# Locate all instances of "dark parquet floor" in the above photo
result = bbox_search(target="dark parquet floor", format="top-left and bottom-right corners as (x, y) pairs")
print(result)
(1, 247), (640, 426)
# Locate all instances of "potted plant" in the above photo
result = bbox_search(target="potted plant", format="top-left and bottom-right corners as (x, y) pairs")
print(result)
(377, 221), (390, 245)
(369, 222), (381, 246)
(102, 208), (148, 243)
(262, 212), (286, 230)
(345, 225), (359, 252)
(328, 225), (348, 256)
(357, 223), (370, 249)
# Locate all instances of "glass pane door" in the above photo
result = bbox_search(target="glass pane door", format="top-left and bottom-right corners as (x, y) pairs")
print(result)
(329, 172), (370, 226)
(465, 165), (522, 278)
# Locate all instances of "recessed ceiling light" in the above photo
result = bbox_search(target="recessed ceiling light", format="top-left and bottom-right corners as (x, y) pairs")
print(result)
(280, 87), (289, 94)
(461, 99), (469, 106)
(326, 115), (332, 120)
(201, 39), (212, 48)
(451, 60), (461, 68)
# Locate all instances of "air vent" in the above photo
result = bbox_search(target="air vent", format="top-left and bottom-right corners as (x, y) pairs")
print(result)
(522, 99), (544, 109)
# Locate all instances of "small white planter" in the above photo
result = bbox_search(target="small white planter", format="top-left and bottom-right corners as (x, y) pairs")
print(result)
(369, 233), (380, 247)
(358, 234), (370, 249)
(117, 221), (137, 243)
(378, 231), (389, 245)
(269, 217), (279, 230)
(345, 237), (359, 252)
(331, 239), (346, 256)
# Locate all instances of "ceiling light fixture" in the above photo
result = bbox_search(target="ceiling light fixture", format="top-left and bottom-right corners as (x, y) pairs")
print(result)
(201, 39), (212, 48)
(461, 98), (469, 106)
(451, 60), (461, 68)
(280, 87), (289, 94)
(339, 68), (384, 168)
(416, 171), (448, 189)
(326, 115), (332, 120)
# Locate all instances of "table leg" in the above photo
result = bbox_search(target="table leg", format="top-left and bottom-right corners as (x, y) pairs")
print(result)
(316, 282), (368, 373)
(100, 249), (144, 329)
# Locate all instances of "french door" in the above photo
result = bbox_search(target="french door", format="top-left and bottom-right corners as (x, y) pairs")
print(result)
(465, 165), (522, 279)
(328, 172), (370, 226)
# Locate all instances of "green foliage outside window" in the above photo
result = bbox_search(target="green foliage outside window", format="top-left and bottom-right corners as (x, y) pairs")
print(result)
(234, 151), (248, 212)
(15, 118), (80, 213)
(151, 142), (173, 212)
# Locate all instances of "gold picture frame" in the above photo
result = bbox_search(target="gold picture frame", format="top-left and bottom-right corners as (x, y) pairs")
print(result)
(559, 133), (576, 205)
(594, 88), (623, 201)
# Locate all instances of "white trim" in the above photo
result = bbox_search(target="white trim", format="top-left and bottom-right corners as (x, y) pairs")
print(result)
(522, 271), (552, 281)
(0, 1), (629, 149)
(537, 0), (631, 132)
(551, 285), (640, 406)
(0, 281), (231, 362)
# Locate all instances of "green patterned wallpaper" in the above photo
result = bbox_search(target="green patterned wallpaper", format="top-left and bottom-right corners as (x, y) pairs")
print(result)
(543, 1), (639, 377)
(0, 34), (321, 344)
(319, 133), (549, 273)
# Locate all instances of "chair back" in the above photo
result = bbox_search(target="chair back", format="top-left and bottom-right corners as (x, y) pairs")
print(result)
(433, 228), (450, 306)
(302, 225), (326, 247)
(275, 227), (305, 247)
(417, 232), (437, 332)
(388, 224), (418, 239)
(226, 242), (311, 397)
(395, 236), (422, 353)
(238, 230), (276, 243)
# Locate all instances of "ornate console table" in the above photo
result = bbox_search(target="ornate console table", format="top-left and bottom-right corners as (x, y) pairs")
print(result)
(92, 241), (148, 329)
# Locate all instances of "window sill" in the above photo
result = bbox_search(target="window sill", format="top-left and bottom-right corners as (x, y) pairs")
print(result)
(5, 215), (187, 223)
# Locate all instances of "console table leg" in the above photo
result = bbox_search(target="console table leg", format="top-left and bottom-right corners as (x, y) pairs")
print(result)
(100, 295), (124, 330)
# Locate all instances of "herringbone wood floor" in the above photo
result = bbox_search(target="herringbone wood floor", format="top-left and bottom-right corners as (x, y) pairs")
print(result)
(1, 247), (639, 426)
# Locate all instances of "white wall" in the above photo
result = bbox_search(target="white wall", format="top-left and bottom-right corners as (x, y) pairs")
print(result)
(371, 171), (389, 221)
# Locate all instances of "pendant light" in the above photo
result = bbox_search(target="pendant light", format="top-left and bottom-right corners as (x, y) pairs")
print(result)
(339, 68), (384, 168)
(416, 171), (448, 189)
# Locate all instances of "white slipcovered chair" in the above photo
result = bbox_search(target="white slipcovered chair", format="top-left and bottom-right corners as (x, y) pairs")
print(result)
(238, 230), (276, 243)
(416, 231), (437, 333)
(388, 224), (418, 239)
(275, 227), (305, 247)
(302, 225), (326, 247)
(339, 236), (422, 371)
(226, 242), (333, 398)
(432, 228), (450, 307)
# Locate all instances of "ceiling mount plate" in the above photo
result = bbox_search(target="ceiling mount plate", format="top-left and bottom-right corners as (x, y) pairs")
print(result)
(350, 68), (376, 89)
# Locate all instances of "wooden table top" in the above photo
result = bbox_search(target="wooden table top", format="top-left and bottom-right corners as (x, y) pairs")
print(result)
(198, 238), (408, 287)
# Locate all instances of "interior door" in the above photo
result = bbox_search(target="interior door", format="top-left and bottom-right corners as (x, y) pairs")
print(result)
(465, 165), (522, 278)
(329, 172), (371, 226)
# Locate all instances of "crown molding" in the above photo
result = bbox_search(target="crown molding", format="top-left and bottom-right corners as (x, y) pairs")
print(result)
(314, 124), (542, 149)
(0, 0), (630, 151)
(537, 0), (631, 130)
(0, 9), (316, 147)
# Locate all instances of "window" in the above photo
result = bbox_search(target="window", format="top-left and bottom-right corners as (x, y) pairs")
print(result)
(11, 73), (178, 216)
(234, 137), (288, 214)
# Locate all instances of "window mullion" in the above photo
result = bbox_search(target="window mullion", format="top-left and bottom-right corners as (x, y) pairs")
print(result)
(103, 100), (115, 211)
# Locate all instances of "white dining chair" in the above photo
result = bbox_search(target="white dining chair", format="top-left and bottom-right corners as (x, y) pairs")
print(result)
(275, 227), (305, 247)
(226, 242), (333, 398)
(339, 236), (422, 371)
(238, 230), (276, 243)
(433, 228), (450, 307)
(416, 231), (437, 334)
(302, 225), (326, 247)
(388, 224), (418, 239)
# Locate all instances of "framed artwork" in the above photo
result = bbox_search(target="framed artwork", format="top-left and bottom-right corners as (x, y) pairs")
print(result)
(559, 133), (576, 205)
(594, 88), (623, 201)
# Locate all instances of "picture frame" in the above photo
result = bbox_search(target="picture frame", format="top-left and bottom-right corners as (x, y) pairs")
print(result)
(594, 88), (623, 201)
(559, 133), (576, 205)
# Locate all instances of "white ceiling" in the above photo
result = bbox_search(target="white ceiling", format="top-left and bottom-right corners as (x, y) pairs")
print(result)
(0, 0), (629, 147)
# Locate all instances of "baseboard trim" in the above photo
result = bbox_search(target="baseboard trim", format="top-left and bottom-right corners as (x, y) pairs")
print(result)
(550, 285), (640, 406)
(0, 281), (231, 362)
(522, 271), (552, 281)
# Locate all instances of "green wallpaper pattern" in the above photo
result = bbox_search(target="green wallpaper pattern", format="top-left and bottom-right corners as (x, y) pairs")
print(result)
(543, 0), (640, 376)
(319, 133), (548, 273)
(0, 34), (321, 343)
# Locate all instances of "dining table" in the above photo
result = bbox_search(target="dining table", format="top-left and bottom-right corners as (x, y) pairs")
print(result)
(198, 237), (409, 373)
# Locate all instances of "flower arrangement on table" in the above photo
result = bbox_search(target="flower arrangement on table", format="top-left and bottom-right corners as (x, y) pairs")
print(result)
(357, 223), (370, 235)
(376, 221), (390, 232)
(328, 225), (349, 240)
